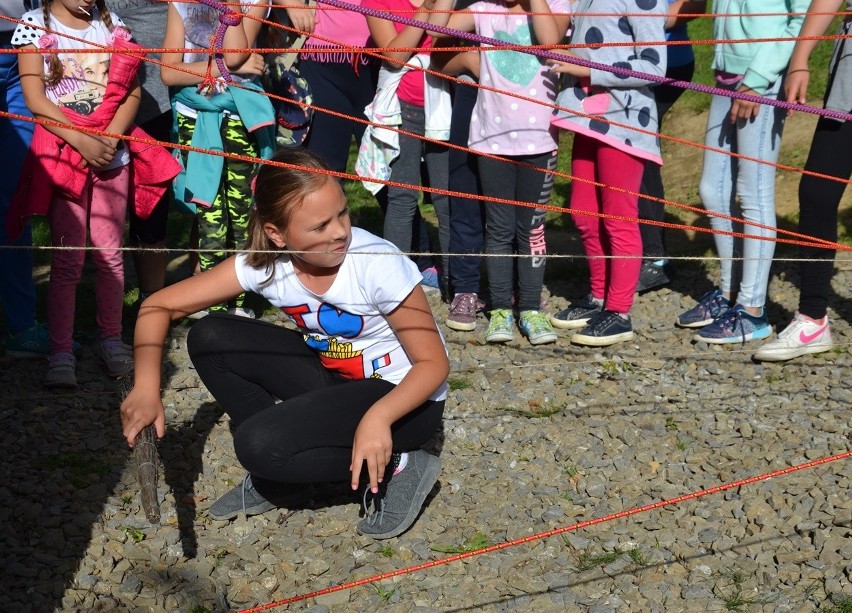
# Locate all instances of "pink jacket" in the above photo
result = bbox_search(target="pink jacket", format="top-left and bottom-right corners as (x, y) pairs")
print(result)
(7, 36), (181, 240)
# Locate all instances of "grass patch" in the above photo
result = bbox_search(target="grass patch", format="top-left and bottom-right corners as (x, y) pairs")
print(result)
(431, 531), (493, 554)
(716, 569), (779, 611)
(377, 544), (394, 558)
(34, 452), (109, 489)
(121, 526), (146, 543)
(572, 547), (647, 572)
(504, 403), (565, 419)
(823, 596), (852, 613)
(371, 582), (395, 603)
(447, 376), (473, 391)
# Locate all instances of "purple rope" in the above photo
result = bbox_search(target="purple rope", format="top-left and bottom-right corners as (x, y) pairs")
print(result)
(318, 0), (852, 123)
(193, 0), (242, 83)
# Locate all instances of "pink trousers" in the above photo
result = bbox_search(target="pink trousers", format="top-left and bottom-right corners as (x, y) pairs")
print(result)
(570, 134), (646, 314)
(47, 165), (129, 353)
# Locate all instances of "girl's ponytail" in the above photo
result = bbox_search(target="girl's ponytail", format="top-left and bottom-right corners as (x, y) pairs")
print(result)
(41, 1), (64, 87)
(95, 0), (114, 31)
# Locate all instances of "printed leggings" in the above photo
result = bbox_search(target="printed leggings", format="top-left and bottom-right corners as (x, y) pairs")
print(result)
(177, 114), (257, 310)
(187, 314), (444, 488)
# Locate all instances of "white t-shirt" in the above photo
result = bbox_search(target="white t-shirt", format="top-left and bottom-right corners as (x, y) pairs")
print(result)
(173, 0), (267, 119)
(13, 7), (131, 168)
(235, 227), (448, 401)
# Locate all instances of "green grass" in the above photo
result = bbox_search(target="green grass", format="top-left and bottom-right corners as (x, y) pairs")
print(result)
(430, 531), (493, 554)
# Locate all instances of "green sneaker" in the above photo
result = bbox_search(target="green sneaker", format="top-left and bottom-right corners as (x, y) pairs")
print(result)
(485, 309), (514, 343)
(519, 310), (557, 345)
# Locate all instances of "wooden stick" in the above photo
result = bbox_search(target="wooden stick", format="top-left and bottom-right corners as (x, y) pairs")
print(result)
(122, 374), (161, 524)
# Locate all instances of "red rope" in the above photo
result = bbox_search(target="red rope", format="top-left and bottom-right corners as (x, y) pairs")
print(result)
(237, 450), (852, 612)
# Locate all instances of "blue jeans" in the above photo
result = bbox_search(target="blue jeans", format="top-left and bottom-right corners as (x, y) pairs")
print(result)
(383, 101), (450, 275)
(0, 41), (37, 335)
(699, 77), (785, 309)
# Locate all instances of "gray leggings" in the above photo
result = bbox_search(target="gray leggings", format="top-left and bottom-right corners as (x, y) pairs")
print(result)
(480, 151), (556, 311)
(383, 101), (450, 274)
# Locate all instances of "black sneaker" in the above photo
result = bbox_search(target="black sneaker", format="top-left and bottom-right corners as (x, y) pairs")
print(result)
(550, 294), (603, 330)
(571, 310), (634, 347)
(356, 450), (441, 539)
(635, 261), (672, 293)
(208, 474), (313, 520)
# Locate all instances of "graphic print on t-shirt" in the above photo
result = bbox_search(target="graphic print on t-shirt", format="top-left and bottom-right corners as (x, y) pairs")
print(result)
(49, 51), (110, 115)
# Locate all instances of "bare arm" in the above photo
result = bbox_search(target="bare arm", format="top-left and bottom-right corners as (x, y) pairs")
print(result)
(367, 0), (444, 63)
(349, 285), (449, 492)
(785, 0), (844, 106)
(529, 0), (570, 47)
(665, 0), (706, 30)
(120, 257), (245, 445)
(274, 0), (316, 34)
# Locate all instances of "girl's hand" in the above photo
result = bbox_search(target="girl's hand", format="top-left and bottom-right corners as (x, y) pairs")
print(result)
(546, 51), (591, 78)
(120, 386), (166, 447)
(350, 412), (393, 494)
(76, 134), (117, 169)
(729, 85), (761, 124)
(283, 1), (316, 34)
(234, 52), (265, 77)
(784, 68), (810, 116)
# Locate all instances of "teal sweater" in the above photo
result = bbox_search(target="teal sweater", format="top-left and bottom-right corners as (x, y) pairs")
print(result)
(712, 0), (810, 93)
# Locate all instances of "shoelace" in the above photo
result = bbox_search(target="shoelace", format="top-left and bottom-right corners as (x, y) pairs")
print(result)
(711, 309), (752, 345)
(452, 294), (478, 315)
(588, 311), (623, 334)
(361, 487), (385, 527)
(522, 312), (551, 334)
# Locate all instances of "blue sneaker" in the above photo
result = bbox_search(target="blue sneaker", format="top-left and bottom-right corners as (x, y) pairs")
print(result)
(694, 305), (771, 344)
(420, 266), (441, 291)
(677, 290), (731, 328)
(5, 322), (51, 358)
(571, 310), (634, 347)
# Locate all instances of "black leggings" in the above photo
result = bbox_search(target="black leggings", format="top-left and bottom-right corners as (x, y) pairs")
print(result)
(797, 116), (852, 319)
(187, 314), (444, 486)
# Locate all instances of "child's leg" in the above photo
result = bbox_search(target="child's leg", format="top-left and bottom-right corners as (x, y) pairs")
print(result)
(424, 139), (450, 278)
(47, 181), (91, 353)
(732, 80), (785, 310)
(513, 151), (556, 311)
(221, 118), (258, 310)
(798, 116), (852, 319)
(88, 166), (130, 339)
(478, 155), (519, 310)
(384, 101), (426, 256)
(570, 134), (606, 301)
(595, 145), (644, 313)
(698, 91), (737, 298)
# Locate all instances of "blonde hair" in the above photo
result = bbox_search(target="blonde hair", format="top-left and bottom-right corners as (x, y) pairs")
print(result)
(245, 148), (338, 274)
(41, 0), (116, 88)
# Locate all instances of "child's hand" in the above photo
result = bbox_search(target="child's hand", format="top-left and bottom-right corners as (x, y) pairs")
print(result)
(729, 85), (761, 124)
(546, 50), (591, 78)
(120, 386), (166, 447)
(234, 53), (265, 77)
(76, 134), (117, 169)
(283, 1), (316, 34)
(784, 69), (810, 116)
(350, 412), (393, 494)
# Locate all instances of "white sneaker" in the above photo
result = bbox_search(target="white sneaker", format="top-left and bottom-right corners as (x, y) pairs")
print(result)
(753, 312), (833, 362)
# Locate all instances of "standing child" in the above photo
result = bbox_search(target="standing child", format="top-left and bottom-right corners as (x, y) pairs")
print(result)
(754, 0), (849, 361)
(429, 0), (571, 345)
(548, 0), (667, 346)
(161, 0), (275, 318)
(676, 0), (807, 344)
(11, 0), (174, 387)
(121, 148), (448, 539)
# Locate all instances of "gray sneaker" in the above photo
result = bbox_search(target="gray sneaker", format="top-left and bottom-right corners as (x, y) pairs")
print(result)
(44, 352), (77, 389)
(97, 336), (134, 378)
(357, 449), (441, 539)
(208, 474), (313, 521)
(550, 294), (603, 330)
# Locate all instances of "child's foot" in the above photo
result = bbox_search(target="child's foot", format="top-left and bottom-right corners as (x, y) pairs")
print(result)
(753, 312), (833, 361)
(484, 309), (514, 343)
(518, 310), (557, 345)
(5, 322), (81, 358)
(208, 474), (313, 520)
(550, 294), (602, 330)
(97, 336), (134, 378)
(44, 352), (77, 389)
(357, 449), (441, 540)
(677, 289), (731, 328)
(694, 305), (771, 344)
(571, 311), (634, 347)
(446, 293), (481, 331)
(636, 261), (672, 293)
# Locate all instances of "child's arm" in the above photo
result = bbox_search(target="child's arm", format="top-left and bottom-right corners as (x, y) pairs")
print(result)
(274, 0), (316, 35)
(666, 0), (706, 30)
(426, 0), (473, 38)
(160, 4), (253, 87)
(366, 0), (449, 63)
(430, 36), (479, 77)
(102, 77), (141, 150)
(18, 48), (118, 169)
(120, 257), (245, 446)
(349, 285), (450, 493)
(529, 0), (571, 47)
(785, 0), (843, 108)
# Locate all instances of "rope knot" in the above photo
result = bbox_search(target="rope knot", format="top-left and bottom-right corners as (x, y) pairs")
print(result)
(219, 11), (243, 26)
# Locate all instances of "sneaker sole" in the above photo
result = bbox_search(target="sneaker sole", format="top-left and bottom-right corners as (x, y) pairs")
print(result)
(446, 319), (477, 332)
(357, 454), (442, 540)
(694, 327), (772, 344)
(549, 315), (593, 330)
(676, 318), (715, 329)
(523, 332), (558, 346)
(208, 500), (277, 521)
(753, 342), (834, 362)
(485, 333), (513, 343)
(571, 330), (635, 347)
